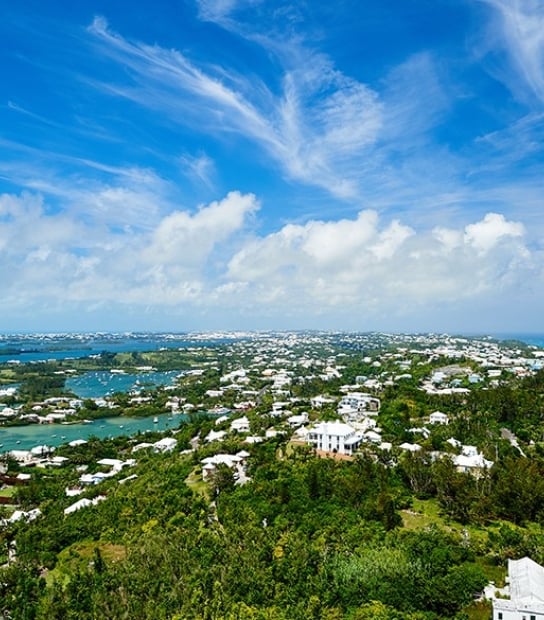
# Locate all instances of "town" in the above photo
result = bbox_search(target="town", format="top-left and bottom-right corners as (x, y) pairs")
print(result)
(1, 332), (544, 619)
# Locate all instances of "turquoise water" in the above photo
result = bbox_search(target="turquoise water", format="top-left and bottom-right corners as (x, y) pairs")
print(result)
(0, 412), (187, 453)
(66, 370), (181, 398)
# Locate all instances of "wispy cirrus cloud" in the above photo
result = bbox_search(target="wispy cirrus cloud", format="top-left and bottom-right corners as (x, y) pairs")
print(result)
(0, 151), (178, 233)
(179, 152), (216, 189)
(7, 100), (62, 128)
(196, 0), (261, 25)
(480, 0), (544, 103)
(86, 16), (383, 199)
(475, 112), (544, 168)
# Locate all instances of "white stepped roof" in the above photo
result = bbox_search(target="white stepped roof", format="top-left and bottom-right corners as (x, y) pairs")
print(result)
(509, 557), (544, 602)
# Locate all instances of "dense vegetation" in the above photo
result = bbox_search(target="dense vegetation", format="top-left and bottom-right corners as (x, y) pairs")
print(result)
(1, 434), (492, 619)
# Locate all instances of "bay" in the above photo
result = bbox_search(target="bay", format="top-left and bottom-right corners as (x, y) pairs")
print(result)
(65, 370), (181, 398)
(0, 412), (187, 453)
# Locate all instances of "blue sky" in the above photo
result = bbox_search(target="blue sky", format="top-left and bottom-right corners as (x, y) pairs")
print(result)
(1, 0), (543, 333)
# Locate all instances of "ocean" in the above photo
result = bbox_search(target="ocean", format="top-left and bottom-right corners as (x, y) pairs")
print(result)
(492, 334), (544, 348)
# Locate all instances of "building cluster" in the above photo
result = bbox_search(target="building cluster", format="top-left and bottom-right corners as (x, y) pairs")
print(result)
(1, 332), (542, 561)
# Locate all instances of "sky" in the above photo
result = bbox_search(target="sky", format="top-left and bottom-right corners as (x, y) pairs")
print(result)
(1, 0), (543, 334)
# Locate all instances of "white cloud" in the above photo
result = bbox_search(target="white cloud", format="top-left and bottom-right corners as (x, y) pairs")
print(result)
(480, 0), (544, 103)
(226, 209), (533, 314)
(197, 0), (238, 21)
(0, 192), (82, 256)
(179, 152), (216, 188)
(143, 190), (258, 267)
(196, 0), (258, 24)
(0, 190), (259, 310)
(1, 158), (176, 233)
(463, 212), (524, 253)
(433, 227), (463, 252)
(86, 17), (383, 199)
(0, 188), (538, 329)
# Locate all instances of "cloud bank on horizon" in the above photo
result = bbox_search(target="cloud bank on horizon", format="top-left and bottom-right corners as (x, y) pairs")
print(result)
(0, 0), (543, 332)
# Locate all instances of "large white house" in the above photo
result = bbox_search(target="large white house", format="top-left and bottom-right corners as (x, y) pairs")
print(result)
(492, 557), (544, 620)
(453, 445), (494, 475)
(306, 421), (362, 455)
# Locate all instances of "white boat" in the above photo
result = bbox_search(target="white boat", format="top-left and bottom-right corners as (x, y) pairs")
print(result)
(153, 416), (159, 423)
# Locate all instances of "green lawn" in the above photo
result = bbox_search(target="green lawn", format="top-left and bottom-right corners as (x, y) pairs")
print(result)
(401, 497), (444, 530)
(46, 541), (127, 586)
(402, 498), (488, 540)
(465, 600), (492, 620)
(185, 467), (211, 500)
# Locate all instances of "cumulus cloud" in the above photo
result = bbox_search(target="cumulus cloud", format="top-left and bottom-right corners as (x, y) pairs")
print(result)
(463, 212), (524, 253)
(143, 191), (258, 267)
(0, 192), (82, 256)
(0, 187), (537, 328)
(0, 190), (259, 310)
(226, 209), (532, 314)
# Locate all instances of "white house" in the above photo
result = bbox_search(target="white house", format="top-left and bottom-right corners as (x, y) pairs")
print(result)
(69, 439), (88, 447)
(96, 458), (125, 469)
(338, 393), (380, 415)
(492, 557), (544, 619)
(230, 416), (250, 433)
(429, 411), (449, 425)
(453, 452), (494, 475)
(399, 442), (422, 453)
(310, 395), (336, 409)
(79, 472), (110, 485)
(9, 508), (41, 523)
(201, 454), (242, 480)
(287, 412), (308, 428)
(64, 495), (106, 515)
(0, 407), (17, 419)
(244, 435), (263, 444)
(153, 437), (177, 452)
(131, 442), (154, 453)
(364, 430), (382, 444)
(306, 421), (362, 455)
(8, 450), (34, 463)
(205, 389), (224, 398)
(205, 429), (227, 443)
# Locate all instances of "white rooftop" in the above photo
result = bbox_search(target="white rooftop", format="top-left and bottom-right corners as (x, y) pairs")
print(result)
(309, 421), (357, 436)
(509, 557), (544, 602)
